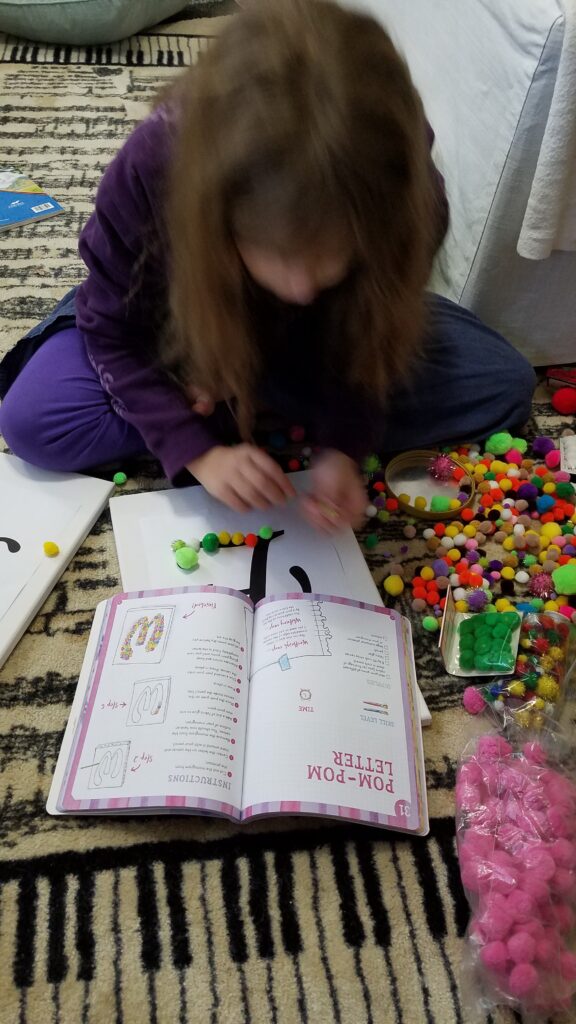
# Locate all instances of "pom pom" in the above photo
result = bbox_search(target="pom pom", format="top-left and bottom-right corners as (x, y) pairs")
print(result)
(507, 931), (536, 963)
(545, 449), (561, 470)
(527, 573), (555, 599)
(201, 532), (220, 553)
(508, 963), (539, 997)
(463, 686), (486, 715)
(428, 453), (455, 481)
(485, 431), (514, 456)
(550, 837), (576, 869)
(559, 951), (576, 981)
(522, 848), (556, 880)
(552, 564), (576, 595)
(480, 941), (509, 972)
(43, 541), (59, 557)
(113, 470), (127, 486)
(532, 436), (556, 457)
(174, 546), (199, 571)
(551, 387), (576, 415)
(476, 735), (513, 762)
(383, 574), (404, 597)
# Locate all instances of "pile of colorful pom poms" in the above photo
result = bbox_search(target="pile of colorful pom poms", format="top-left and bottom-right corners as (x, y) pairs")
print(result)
(361, 431), (576, 630)
(456, 735), (576, 1016)
(171, 526), (274, 571)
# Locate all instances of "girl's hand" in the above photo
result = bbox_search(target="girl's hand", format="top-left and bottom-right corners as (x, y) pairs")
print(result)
(300, 449), (367, 532)
(186, 385), (216, 417)
(187, 444), (296, 512)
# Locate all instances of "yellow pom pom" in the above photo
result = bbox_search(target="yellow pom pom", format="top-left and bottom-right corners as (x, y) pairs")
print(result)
(455, 600), (468, 613)
(536, 676), (560, 702)
(500, 479), (513, 492)
(548, 647), (564, 662)
(383, 574), (404, 597)
(539, 655), (555, 673)
(449, 499), (461, 510)
(463, 524), (477, 537)
(515, 709), (533, 728)
(542, 482), (556, 494)
(495, 598), (513, 612)
(414, 496), (427, 510)
(502, 536), (516, 552)
(533, 698), (546, 711)
(43, 541), (59, 557)
(542, 523), (560, 539)
(490, 460), (508, 474)
(218, 531), (231, 546)
(446, 548), (461, 562)
(501, 566), (515, 580)
(398, 493), (411, 505)
(445, 525), (459, 538)
(420, 566), (435, 581)
(231, 532), (245, 546)
(517, 654), (528, 663)
(543, 600), (559, 612)
(507, 682), (526, 698)
(475, 464), (488, 476)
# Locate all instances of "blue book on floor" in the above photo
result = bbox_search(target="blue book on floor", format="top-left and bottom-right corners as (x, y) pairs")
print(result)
(0, 167), (64, 230)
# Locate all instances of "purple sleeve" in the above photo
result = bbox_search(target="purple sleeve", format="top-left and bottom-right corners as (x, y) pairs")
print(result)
(75, 110), (220, 483)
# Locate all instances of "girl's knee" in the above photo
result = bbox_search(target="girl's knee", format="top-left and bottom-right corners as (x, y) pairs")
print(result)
(0, 390), (43, 466)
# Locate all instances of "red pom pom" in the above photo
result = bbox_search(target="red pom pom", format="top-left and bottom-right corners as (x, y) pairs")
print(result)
(245, 533), (258, 548)
(551, 387), (576, 415)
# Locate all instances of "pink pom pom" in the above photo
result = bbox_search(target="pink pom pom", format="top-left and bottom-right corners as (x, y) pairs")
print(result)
(522, 847), (556, 880)
(500, 766), (528, 795)
(458, 760), (485, 786)
(550, 837), (576, 869)
(505, 449), (523, 465)
(521, 876), (553, 906)
(505, 889), (535, 923)
(460, 830), (494, 859)
(507, 962), (539, 997)
(507, 931), (536, 963)
(548, 806), (575, 839)
(523, 742), (548, 766)
(545, 449), (561, 469)
(553, 902), (575, 934)
(488, 850), (519, 895)
(476, 735), (513, 763)
(552, 867), (576, 897)
(480, 941), (509, 972)
(534, 935), (558, 967)
(455, 783), (481, 813)
(463, 686), (486, 715)
(544, 775), (576, 804)
(559, 951), (576, 981)
(558, 603), (576, 620)
(479, 904), (515, 941)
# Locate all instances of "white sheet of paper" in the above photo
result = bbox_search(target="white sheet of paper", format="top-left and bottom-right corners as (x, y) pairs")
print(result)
(110, 473), (431, 725)
(0, 453), (114, 670)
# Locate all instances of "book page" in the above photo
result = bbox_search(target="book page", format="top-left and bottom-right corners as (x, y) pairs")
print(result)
(242, 594), (427, 833)
(57, 587), (253, 818)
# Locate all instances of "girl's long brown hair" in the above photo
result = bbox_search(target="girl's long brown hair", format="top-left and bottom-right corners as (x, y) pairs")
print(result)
(163, 0), (439, 439)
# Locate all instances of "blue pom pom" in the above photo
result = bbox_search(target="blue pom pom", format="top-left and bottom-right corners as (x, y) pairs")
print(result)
(536, 494), (555, 513)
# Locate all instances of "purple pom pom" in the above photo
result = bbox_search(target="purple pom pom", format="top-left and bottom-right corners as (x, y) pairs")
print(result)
(466, 589), (489, 612)
(517, 483), (539, 502)
(532, 436), (556, 457)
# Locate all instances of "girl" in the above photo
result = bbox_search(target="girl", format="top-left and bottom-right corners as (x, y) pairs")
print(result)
(0, 0), (535, 531)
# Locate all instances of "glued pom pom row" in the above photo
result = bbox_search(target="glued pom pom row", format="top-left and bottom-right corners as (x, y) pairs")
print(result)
(171, 526), (275, 570)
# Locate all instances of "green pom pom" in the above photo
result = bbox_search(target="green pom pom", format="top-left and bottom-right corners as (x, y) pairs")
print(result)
(175, 546), (199, 571)
(202, 532), (220, 553)
(113, 471), (127, 486)
(362, 454), (381, 473)
(364, 533), (379, 550)
(459, 651), (475, 670)
(422, 616), (440, 633)
(171, 539), (186, 551)
(556, 482), (575, 499)
(430, 495), (451, 512)
(511, 437), (528, 453)
(552, 564), (576, 595)
(258, 525), (274, 540)
(485, 431), (514, 455)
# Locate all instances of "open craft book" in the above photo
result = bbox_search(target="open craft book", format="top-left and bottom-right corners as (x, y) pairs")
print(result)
(48, 586), (429, 835)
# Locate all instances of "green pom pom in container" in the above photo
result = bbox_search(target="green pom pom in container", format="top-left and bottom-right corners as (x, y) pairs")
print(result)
(384, 449), (476, 521)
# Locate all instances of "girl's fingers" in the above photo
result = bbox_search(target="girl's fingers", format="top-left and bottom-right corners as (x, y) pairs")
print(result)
(248, 449), (296, 500)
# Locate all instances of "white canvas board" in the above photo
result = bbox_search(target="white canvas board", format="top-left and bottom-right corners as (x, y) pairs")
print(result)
(0, 453), (114, 670)
(110, 472), (431, 725)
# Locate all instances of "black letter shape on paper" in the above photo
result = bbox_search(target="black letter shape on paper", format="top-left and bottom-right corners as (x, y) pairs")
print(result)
(288, 565), (312, 593)
(238, 529), (310, 605)
(0, 537), (21, 554)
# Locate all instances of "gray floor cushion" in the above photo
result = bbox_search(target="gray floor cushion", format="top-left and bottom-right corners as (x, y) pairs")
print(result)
(0, 0), (189, 44)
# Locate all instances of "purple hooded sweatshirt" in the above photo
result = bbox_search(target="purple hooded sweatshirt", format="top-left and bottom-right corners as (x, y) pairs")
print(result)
(75, 107), (448, 483)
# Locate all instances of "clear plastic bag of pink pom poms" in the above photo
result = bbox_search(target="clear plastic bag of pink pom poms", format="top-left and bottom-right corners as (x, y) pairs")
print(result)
(456, 730), (576, 1020)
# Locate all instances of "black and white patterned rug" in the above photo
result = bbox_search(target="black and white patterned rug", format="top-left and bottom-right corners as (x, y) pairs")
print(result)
(0, 7), (574, 1024)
